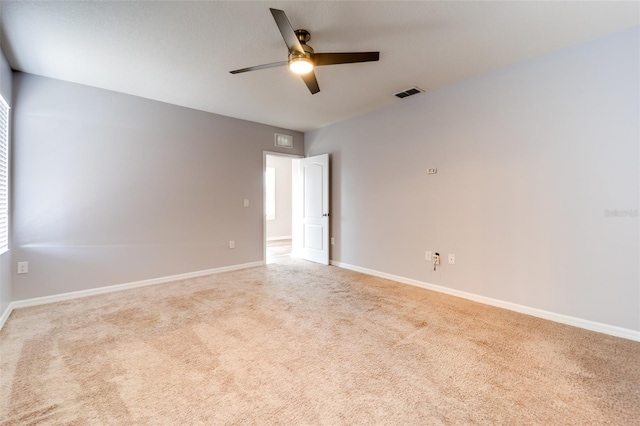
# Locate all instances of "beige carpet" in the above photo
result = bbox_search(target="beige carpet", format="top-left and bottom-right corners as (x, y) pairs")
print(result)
(1, 259), (639, 425)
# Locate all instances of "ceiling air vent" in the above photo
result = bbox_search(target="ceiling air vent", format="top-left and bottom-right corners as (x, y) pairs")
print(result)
(394, 87), (424, 99)
(275, 133), (293, 149)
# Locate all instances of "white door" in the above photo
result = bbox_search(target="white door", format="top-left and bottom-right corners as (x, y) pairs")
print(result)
(292, 154), (329, 265)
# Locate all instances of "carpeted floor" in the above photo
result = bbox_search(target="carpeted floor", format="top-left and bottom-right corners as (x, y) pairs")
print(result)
(1, 259), (639, 425)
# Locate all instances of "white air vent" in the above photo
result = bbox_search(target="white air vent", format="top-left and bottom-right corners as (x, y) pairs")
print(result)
(275, 133), (293, 149)
(394, 87), (424, 99)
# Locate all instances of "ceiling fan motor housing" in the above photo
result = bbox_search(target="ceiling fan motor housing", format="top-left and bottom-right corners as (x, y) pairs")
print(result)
(289, 33), (314, 66)
(289, 50), (313, 63)
(295, 29), (311, 44)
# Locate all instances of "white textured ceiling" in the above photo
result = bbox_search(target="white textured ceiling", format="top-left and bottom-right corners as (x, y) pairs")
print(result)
(1, 1), (638, 132)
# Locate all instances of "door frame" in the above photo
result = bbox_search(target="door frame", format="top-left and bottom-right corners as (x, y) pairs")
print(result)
(263, 151), (303, 264)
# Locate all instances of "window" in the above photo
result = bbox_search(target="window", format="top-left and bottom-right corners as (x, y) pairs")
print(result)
(265, 167), (276, 221)
(0, 95), (8, 254)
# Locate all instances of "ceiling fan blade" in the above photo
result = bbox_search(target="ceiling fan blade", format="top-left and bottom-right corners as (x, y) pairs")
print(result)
(312, 52), (380, 66)
(301, 71), (320, 94)
(229, 61), (288, 74)
(270, 8), (305, 54)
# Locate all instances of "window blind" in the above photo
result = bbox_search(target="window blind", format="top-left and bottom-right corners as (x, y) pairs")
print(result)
(0, 96), (9, 254)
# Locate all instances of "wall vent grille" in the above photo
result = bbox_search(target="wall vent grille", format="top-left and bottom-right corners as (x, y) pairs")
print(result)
(394, 87), (424, 99)
(274, 133), (293, 149)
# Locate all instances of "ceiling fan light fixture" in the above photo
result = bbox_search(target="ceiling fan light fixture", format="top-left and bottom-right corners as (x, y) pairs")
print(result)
(289, 57), (313, 74)
(229, 9), (380, 94)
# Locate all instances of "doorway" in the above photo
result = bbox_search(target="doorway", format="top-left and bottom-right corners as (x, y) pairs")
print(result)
(264, 152), (330, 265)
(265, 153), (297, 264)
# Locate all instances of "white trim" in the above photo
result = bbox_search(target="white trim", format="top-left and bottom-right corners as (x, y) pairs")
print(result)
(266, 235), (292, 242)
(5, 258), (637, 342)
(330, 260), (640, 342)
(263, 151), (303, 159)
(0, 302), (12, 329)
(0, 261), (264, 329)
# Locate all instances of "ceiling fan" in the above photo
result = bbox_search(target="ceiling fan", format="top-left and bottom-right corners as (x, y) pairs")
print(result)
(229, 8), (380, 95)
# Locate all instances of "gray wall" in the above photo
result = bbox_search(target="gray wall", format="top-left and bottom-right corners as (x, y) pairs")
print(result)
(266, 155), (293, 240)
(0, 47), (12, 316)
(12, 73), (304, 300)
(306, 27), (640, 331)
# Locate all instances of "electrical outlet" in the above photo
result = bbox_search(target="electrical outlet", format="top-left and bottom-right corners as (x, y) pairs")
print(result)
(433, 253), (440, 265)
(17, 262), (28, 274)
(448, 254), (456, 265)
(427, 168), (438, 174)
(331, 237), (335, 245)
(244, 199), (249, 207)
(229, 240), (235, 249)
(425, 251), (431, 261)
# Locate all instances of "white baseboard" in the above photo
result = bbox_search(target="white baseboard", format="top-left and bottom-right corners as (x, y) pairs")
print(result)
(4, 259), (638, 342)
(0, 261), (264, 330)
(266, 235), (292, 242)
(330, 260), (640, 342)
(0, 302), (12, 330)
